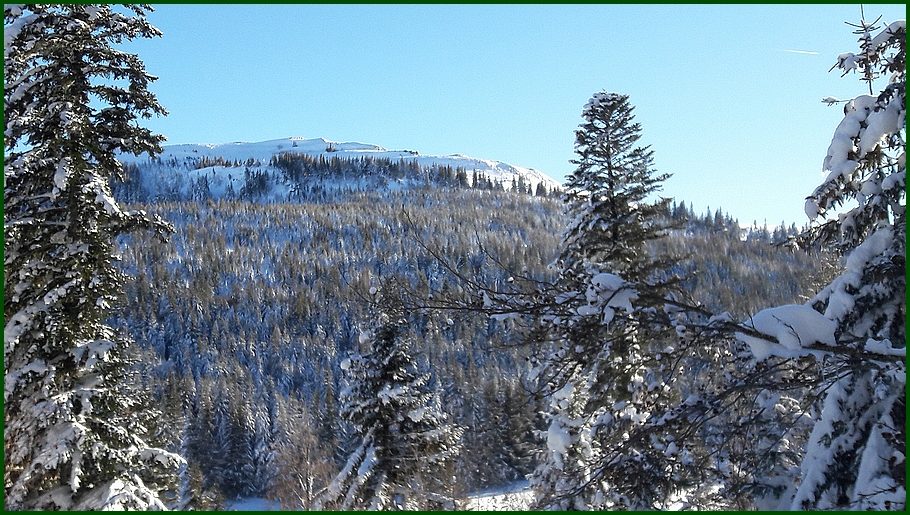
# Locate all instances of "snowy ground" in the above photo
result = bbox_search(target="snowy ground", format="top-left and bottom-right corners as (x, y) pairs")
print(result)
(224, 482), (535, 511)
(225, 497), (281, 511)
(464, 481), (535, 511)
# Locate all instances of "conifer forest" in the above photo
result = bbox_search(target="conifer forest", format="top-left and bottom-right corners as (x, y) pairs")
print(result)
(3, 4), (905, 511)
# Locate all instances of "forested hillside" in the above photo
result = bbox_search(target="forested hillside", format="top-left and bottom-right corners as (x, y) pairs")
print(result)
(113, 186), (821, 508)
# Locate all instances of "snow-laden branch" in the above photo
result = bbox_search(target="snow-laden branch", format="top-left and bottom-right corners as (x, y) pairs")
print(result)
(657, 297), (906, 364)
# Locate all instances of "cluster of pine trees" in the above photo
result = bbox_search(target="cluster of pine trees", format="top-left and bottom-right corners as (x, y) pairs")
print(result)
(269, 152), (554, 197)
(110, 182), (822, 510)
(111, 183), (823, 508)
(193, 156), (261, 170)
(114, 191), (561, 506)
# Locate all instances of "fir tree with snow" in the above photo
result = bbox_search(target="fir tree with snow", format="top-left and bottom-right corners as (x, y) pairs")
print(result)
(315, 316), (463, 510)
(4, 4), (180, 509)
(739, 14), (905, 510)
(242, 398), (280, 498)
(794, 16), (905, 510)
(530, 91), (683, 509)
(560, 91), (672, 280)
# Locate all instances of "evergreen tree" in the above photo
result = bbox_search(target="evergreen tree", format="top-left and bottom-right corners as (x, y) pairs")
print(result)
(315, 317), (462, 510)
(713, 207), (725, 228)
(561, 92), (671, 278)
(208, 388), (237, 494)
(4, 4), (180, 510)
(675, 200), (689, 221)
(174, 391), (223, 511)
(244, 401), (278, 497)
(484, 376), (536, 484)
(531, 91), (681, 509)
(786, 15), (905, 510)
(771, 222), (788, 244)
(317, 367), (343, 462)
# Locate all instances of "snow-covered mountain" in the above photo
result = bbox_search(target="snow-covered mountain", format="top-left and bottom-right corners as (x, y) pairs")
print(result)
(119, 136), (561, 200)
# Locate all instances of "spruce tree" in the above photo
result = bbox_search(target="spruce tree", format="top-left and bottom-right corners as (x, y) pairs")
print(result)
(787, 16), (905, 510)
(4, 4), (178, 509)
(244, 401), (278, 497)
(561, 92), (671, 280)
(315, 317), (462, 510)
(530, 91), (681, 509)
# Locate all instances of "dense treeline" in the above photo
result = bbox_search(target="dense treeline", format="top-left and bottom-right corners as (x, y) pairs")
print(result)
(659, 201), (817, 317)
(115, 189), (561, 507)
(113, 187), (820, 508)
(271, 152), (550, 197)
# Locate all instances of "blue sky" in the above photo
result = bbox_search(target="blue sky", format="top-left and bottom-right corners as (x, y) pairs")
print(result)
(126, 4), (905, 226)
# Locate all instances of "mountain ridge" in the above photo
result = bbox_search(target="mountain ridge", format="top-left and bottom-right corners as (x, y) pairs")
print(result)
(121, 136), (562, 192)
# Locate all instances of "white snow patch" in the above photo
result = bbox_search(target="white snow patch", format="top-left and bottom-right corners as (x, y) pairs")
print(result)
(464, 481), (534, 511)
(858, 94), (903, 155)
(822, 225), (892, 322)
(407, 407), (426, 422)
(707, 311), (733, 325)
(869, 20), (905, 51)
(378, 384), (406, 404)
(578, 272), (637, 324)
(491, 312), (520, 322)
(52, 157), (70, 197)
(546, 419), (572, 462)
(881, 170), (904, 191)
(226, 497), (281, 511)
(863, 338), (905, 357)
(737, 304), (836, 361)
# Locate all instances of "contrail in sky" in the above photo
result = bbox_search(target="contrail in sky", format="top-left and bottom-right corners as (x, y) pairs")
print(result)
(782, 49), (820, 55)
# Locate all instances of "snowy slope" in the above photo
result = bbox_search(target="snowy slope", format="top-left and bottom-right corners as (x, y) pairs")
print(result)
(121, 136), (561, 192)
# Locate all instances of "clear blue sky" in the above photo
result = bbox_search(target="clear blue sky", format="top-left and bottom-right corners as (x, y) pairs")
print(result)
(125, 4), (905, 226)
